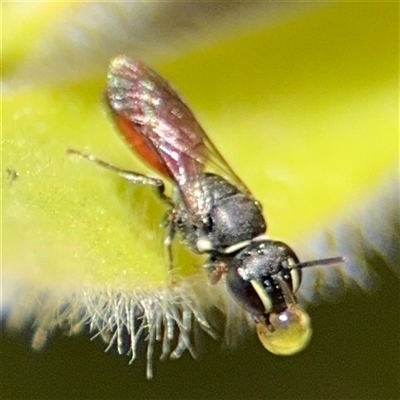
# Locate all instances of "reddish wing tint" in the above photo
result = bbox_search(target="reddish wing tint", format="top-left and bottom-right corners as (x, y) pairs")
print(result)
(106, 56), (206, 183)
(106, 55), (251, 216)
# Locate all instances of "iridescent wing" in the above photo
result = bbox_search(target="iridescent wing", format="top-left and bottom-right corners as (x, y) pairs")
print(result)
(106, 55), (252, 220)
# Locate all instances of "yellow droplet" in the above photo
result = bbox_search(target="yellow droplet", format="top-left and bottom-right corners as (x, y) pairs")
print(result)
(256, 304), (312, 355)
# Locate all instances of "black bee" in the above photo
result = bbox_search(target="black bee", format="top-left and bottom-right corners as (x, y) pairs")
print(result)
(69, 55), (343, 354)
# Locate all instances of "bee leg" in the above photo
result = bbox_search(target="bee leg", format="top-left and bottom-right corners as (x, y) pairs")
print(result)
(203, 258), (228, 285)
(67, 149), (173, 205)
(68, 149), (178, 284)
(162, 209), (180, 283)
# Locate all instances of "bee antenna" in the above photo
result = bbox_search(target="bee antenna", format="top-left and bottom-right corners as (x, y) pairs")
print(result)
(293, 256), (346, 270)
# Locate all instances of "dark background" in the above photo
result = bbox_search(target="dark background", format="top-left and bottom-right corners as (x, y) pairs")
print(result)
(2, 248), (399, 400)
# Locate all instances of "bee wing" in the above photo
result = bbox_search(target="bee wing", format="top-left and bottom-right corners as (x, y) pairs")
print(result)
(106, 56), (252, 221)
(202, 133), (252, 195)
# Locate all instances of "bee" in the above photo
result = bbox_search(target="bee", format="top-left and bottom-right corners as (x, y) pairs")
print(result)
(68, 55), (343, 356)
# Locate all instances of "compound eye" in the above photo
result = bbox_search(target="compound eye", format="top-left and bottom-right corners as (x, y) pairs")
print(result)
(256, 304), (312, 355)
